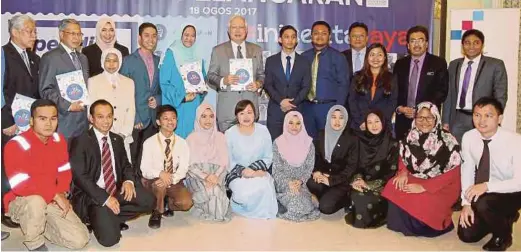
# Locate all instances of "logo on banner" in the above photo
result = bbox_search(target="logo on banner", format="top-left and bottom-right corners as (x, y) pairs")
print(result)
(236, 69), (250, 84)
(450, 10), (485, 40)
(66, 84), (84, 100)
(366, 0), (389, 7)
(14, 109), (31, 127)
(156, 24), (167, 41)
(187, 71), (202, 85)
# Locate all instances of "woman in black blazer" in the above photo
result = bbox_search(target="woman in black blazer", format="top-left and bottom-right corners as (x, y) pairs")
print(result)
(82, 17), (129, 77)
(348, 43), (397, 136)
(306, 105), (358, 214)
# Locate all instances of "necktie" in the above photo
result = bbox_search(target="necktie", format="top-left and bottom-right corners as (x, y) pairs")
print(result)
(354, 52), (362, 73)
(308, 51), (321, 101)
(164, 139), (173, 173)
(285, 56), (291, 81)
(236, 45), (244, 59)
(102, 137), (116, 195)
(459, 61), (474, 109)
(21, 51), (31, 76)
(70, 51), (81, 70)
(475, 139), (491, 184)
(407, 59), (420, 107)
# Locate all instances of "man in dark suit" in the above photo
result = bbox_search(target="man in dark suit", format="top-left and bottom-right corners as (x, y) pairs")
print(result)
(342, 22), (369, 78)
(264, 25), (311, 140)
(442, 29), (507, 143)
(39, 18), (89, 144)
(70, 100), (155, 247)
(1, 14), (40, 229)
(394, 25), (448, 140)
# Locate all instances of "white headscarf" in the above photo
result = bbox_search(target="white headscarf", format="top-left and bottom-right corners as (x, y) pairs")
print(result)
(100, 48), (122, 88)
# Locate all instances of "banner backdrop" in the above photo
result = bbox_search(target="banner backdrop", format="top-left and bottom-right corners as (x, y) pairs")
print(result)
(449, 9), (520, 131)
(2, 0), (434, 122)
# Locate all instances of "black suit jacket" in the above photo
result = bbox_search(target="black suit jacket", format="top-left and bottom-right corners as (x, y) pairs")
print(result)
(341, 48), (355, 79)
(70, 129), (136, 222)
(313, 128), (359, 187)
(82, 42), (130, 77)
(1, 42), (40, 130)
(263, 52), (311, 113)
(393, 53), (448, 140)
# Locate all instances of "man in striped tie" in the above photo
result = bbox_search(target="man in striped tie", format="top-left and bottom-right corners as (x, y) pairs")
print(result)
(69, 99), (155, 247)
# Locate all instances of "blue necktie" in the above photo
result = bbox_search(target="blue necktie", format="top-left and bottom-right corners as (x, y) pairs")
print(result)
(459, 61), (474, 109)
(285, 56), (291, 81)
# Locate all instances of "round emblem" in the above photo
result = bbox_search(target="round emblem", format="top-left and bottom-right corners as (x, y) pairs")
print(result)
(66, 84), (84, 101)
(14, 109), (30, 127)
(235, 68), (250, 84)
(187, 71), (201, 85)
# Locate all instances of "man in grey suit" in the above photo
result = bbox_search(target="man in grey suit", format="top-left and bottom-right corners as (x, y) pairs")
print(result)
(442, 29), (507, 143)
(39, 19), (89, 144)
(207, 15), (265, 131)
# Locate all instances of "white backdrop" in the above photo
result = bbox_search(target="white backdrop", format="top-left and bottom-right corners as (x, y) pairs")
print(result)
(448, 8), (520, 131)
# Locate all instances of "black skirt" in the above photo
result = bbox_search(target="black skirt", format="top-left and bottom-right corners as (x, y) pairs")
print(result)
(387, 201), (454, 237)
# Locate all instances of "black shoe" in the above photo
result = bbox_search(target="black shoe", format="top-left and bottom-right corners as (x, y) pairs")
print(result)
(86, 224), (93, 233)
(482, 236), (512, 251)
(120, 223), (129, 231)
(344, 212), (354, 225)
(1, 215), (20, 228)
(163, 209), (174, 217)
(148, 211), (162, 229)
(1, 231), (9, 241)
(30, 244), (48, 251)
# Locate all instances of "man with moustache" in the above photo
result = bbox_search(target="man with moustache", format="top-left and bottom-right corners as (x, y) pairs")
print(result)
(442, 29), (507, 143)
(207, 15), (265, 132)
(301, 21), (349, 139)
(263, 25), (311, 140)
(393, 25), (448, 140)
(2, 14), (40, 229)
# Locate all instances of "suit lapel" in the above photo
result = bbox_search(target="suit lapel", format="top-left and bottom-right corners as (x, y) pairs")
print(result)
(88, 129), (103, 180)
(225, 42), (235, 59)
(245, 42), (253, 58)
(108, 132), (122, 182)
(416, 54), (430, 103)
(454, 59), (463, 92)
(345, 49), (354, 75)
(275, 52), (289, 84)
(58, 45), (77, 71)
(472, 56), (486, 94)
(134, 50), (151, 89)
(5, 43), (32, 77)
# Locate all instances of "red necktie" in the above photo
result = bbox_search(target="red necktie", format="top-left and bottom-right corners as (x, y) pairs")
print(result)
(102, 136), (116, 195)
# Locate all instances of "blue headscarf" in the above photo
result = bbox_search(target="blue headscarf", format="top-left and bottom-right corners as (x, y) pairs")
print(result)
(169, 24), (199, 65)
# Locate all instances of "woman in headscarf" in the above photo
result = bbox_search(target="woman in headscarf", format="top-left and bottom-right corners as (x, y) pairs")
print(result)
(345, 109), (398, 228)
(272, 111), (320, 222)
(306, 105), (358, 215)
(83, 17), (130, 77)
(382, 101), (461, 237)
(225, 100), (277, 219)
(88, 48), (135, 159)
(185, 104), (231, 222)
(160, 24), (206, 139)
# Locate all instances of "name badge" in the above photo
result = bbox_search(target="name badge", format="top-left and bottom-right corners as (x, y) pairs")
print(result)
(427, 71), (435, 76)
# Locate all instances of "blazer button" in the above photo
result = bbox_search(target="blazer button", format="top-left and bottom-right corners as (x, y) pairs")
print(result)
(114, 118), (118, 121)
(114, 106), (117, 109)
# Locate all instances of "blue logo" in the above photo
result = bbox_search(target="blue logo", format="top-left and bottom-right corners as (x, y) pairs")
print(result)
(187, 71), (201, 85)
(66, 84), (84, 101)
(235, 69), (250, 85)
(14, 109), (31, 127)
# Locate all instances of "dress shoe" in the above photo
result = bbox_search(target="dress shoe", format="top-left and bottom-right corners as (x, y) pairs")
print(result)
(1, 215), (20, 228)
(163, 209), (174, 217)
(29, 243), (48, 251)
(344, 212), (354, 225)
(86, 224), (93, 233)
(482, 236), (512, 251)
(1, 231), (9, 241)
(148, 211), (162, 229)
(120, 223), (129, 231)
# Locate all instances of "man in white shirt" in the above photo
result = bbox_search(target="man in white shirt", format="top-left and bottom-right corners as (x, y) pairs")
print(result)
(141, 105), (192, 229)
(457, 97), (521, 251)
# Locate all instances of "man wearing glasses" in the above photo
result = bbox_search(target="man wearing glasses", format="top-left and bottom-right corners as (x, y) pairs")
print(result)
(342, 22), (369, 78)
(39, 18), (89, 146)
(2, 14), (41, 230)
(393, 25), (448, 141)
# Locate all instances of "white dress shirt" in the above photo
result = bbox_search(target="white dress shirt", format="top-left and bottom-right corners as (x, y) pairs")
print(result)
(140, 132), (190, 185)
(93, 128), (117, 189)
(456, 54), (482, 110)
(220, 41), (248, 89)
(11, 41), (27, 56)
(60, 42), (80, 66)
(281, 50), (296, 75)
(460, 127), (521, 205)
(351, 47), (366, 73)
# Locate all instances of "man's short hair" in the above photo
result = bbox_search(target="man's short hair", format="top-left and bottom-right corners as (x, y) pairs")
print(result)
(58, 19), (80, 32)
(30, 99), (58, 118)
(139, 22), (157, 36)
(348, 22), (368, 34)
(156, 105), (178, 120)
(278, 25), (298, 47)
(406, 25), (429, 42)
(8, 14), (35, 34)
(311, 21), (331, 34)
(89, 99), (114, 116)
(472, 97), (504, 115)
(461, 29), (485, 45)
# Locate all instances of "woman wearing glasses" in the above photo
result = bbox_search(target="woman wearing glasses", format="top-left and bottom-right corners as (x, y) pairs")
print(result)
(382, 102), (462, 237)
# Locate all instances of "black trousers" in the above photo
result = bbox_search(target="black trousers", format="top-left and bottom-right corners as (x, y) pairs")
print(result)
(458, 192), (521, 243)
(130, 123), (157, 177)
(306, 178), (351, 214)
(89, 185), (155, 247)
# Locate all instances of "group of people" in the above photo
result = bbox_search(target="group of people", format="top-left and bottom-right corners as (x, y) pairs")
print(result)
(0, 13), (519, 252)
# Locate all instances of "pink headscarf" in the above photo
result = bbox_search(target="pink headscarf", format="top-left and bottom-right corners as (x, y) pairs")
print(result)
(186, 104), (228, 168)
(96, 17), (116, 52)
(275, 111), (313, 166)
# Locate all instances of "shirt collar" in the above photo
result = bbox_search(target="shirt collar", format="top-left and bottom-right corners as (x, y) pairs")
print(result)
(93, 127), (110, 144)
(411, 52), (426, 61)
(480, 126), (502, 141)
(231, 41), (246, 50)
(281, 50), (296, 59)
(60, 42), (76, 54)
(158, 131), (175, 142)
(464, 54), (482, 65)
(352, 47), (366, 55)
(10, 41), (26, 54)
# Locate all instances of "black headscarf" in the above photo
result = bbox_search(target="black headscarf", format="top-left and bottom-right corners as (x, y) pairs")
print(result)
(358, 109), (392, 168)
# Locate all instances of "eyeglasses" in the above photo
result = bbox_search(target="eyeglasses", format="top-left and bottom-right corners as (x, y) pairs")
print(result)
(21, 29), (37, 36)
(409, 38), (426, 45)
(350, 34), (366, 40)
(63, 31), (84, 37)
(415, 116), (435, 122)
